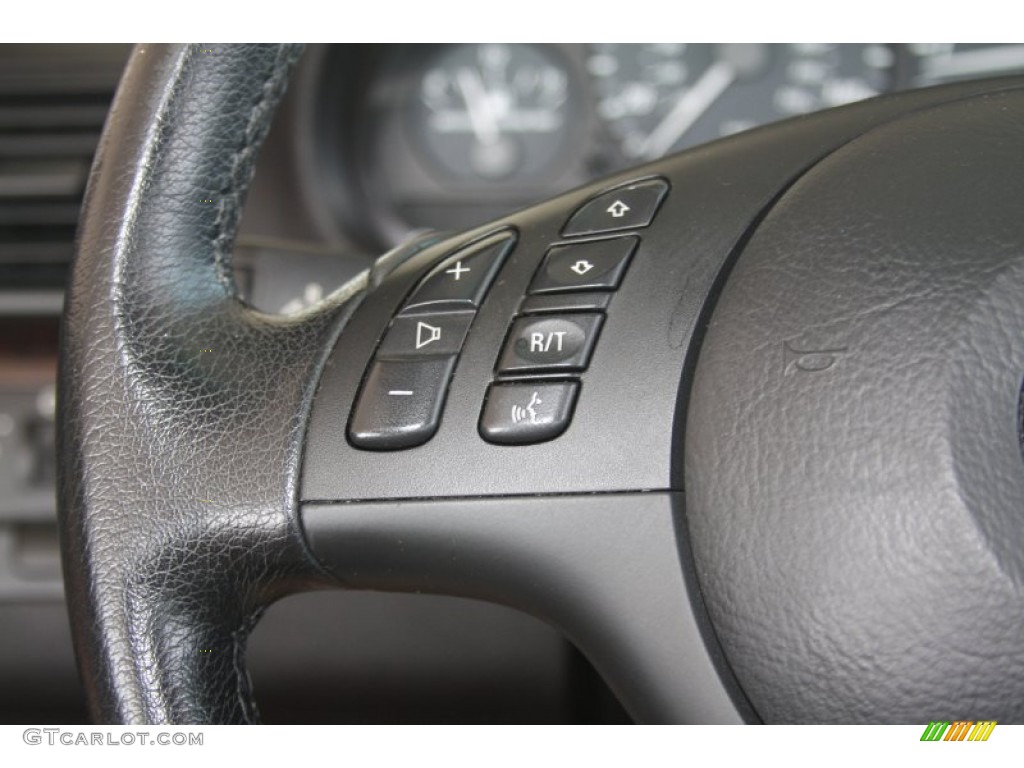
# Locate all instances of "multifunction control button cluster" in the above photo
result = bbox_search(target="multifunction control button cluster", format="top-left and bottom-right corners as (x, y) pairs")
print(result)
(348, 231), (515, 450)
(480, 178), (668, 445)
(347, 177), (668, 451)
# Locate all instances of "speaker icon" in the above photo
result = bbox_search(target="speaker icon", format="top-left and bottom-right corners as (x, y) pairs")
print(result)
(415, 321), (442, 349)
(511, 391), (543, 425)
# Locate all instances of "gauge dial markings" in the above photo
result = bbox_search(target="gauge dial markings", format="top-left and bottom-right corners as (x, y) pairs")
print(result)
(589, 44), (894, 160)
(415, 44), (573, 182)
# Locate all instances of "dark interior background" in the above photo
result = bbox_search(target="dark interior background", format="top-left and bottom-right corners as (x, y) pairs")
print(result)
(3, 42), (1023, 724)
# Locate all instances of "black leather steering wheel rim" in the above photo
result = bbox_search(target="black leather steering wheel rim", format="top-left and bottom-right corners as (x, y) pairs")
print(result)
(58, 43), (352, 723)
(59, 43), (1024, 724)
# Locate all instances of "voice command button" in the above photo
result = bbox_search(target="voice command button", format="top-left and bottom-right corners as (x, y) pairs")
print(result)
(479, 381), (580, 445)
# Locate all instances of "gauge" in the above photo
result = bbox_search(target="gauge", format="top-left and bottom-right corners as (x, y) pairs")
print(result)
(412, 44), (577, 183)
(588, 44), (895, 161)
(901, 43), (1024, 87)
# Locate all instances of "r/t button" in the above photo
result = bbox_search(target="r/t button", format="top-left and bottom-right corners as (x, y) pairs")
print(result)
(497, 313), (604, 373)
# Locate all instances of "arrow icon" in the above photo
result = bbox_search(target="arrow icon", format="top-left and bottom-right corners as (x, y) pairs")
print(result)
(570, 260), (594, 276)
(607, 200), (630, 218)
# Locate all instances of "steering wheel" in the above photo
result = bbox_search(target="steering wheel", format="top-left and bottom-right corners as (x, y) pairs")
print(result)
(58, 44), (1024, 724)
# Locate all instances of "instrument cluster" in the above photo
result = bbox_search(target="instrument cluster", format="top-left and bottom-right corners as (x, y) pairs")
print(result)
(329, 44), (1024, 247)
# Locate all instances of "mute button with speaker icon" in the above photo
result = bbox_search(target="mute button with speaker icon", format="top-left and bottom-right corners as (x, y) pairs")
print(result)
(479, 381), (580, 445)
(376, 311), (476, 359)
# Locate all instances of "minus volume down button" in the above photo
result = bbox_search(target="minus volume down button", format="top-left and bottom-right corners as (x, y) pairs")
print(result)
(349, 357), (457, 450)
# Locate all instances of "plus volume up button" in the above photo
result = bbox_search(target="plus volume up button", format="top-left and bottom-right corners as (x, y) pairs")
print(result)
(400, 230), (516, 313)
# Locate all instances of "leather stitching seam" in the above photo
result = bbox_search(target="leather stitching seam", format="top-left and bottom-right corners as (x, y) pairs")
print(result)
(211, 45), (297, 294)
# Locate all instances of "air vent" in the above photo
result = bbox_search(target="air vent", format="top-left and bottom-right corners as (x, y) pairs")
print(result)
(0, 45), (131, 289)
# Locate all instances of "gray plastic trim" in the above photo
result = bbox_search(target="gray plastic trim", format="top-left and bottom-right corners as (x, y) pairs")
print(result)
(302, 492), (751, 724)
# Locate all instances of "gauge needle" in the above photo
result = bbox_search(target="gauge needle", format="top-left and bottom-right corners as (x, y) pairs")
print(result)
(640, 60), (736, 161)
(456, 67), (501, 146)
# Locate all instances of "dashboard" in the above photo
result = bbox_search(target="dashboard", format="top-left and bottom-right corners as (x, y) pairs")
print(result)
(1, 42), (1023, 724)
(317, 44), (1024, 248)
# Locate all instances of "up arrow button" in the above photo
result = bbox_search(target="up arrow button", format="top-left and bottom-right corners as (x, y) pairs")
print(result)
(562, 177), (669, 237)
(607, 200), (630, 217)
